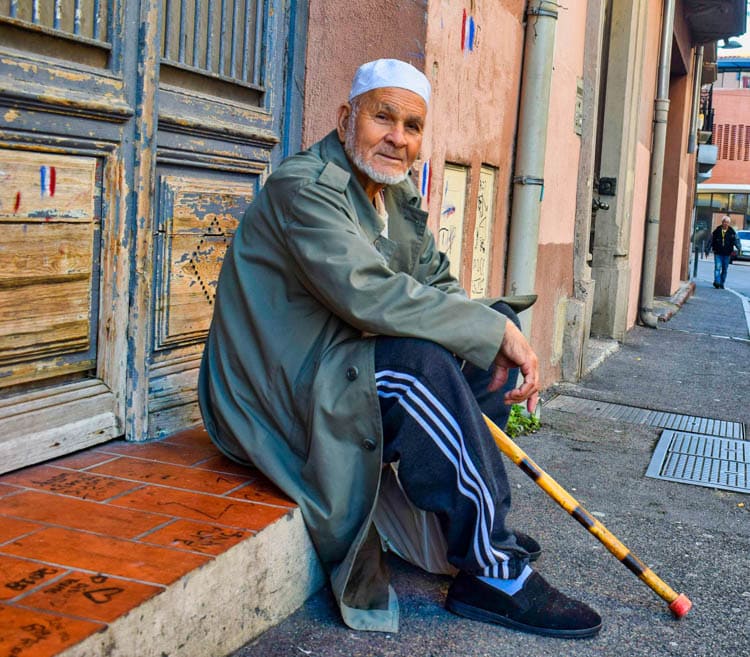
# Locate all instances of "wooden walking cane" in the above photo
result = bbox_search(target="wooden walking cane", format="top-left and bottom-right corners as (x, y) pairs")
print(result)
(484, 414), (692, 619)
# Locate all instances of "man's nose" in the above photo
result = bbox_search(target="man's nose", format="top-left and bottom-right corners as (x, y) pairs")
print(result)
(385, 124), (407, 147)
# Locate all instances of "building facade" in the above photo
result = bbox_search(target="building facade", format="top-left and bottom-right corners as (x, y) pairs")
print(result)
(695, 52), (750, 243)
(0, 0), (744, 473)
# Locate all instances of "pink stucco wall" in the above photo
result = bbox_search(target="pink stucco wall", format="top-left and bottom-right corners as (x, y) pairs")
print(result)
(421, 1), (525, 291)
(626, 0), (662, 330)
(532, 1), (588, 382)
(709, 89), (750, 184)
(301, 1), (429, 148)
(539, 4), (587, 246)
(657, 71), (695, 296)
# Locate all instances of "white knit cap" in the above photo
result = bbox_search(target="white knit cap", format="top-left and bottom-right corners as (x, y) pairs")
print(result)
(349, 59), (431, 105)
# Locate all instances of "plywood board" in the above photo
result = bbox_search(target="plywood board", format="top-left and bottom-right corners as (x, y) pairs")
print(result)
(0, 151), (99, 387)
(439, 164), (468, 280)
(0, 223), (94, 362)
(0, 150), (96, 222)
(155, 176), (250, 350)
(471, 166), (496, 298)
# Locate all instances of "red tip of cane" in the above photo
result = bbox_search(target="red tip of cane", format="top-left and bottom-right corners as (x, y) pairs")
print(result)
(669, 593), (692, 618)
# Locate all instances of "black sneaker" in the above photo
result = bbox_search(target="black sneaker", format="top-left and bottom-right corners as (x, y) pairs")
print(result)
(713, 282), (720, 288)
(446, 570), (602, 639)
(514, 531), (541, 562)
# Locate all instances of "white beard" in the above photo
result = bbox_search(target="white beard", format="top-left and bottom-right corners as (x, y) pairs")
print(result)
(344, 123), (408, 186)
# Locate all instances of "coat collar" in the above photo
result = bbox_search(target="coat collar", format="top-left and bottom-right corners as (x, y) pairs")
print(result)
(316, 131), (428, 249)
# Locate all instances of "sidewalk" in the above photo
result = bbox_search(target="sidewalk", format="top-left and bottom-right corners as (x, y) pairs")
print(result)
(235, 280), (750, 657)
(1, 279), (748, 657)
(0, 429), (324, 657)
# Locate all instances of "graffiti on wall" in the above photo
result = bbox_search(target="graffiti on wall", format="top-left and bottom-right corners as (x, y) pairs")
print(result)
(440, 164), (468, 280)
(471, 166), (496, 298)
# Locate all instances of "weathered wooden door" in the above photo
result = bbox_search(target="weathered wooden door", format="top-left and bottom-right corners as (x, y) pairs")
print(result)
(0, 0), (304, 473)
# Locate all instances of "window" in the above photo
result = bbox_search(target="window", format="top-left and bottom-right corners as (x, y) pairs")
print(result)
(0, 0), (110, 42)
(729, 193), (748, 214)
(0, 0), (112, 67)
(714, 123), (750, 161)
(711, 193), (729, 211)
(159, 0), (266, 104)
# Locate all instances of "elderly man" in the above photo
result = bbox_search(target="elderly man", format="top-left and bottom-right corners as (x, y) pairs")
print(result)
(711, 215), (740, 289)
(199, 59), (601, 638)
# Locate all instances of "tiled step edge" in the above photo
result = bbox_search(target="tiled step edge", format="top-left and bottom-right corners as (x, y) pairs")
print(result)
(61, 508), (325, 657)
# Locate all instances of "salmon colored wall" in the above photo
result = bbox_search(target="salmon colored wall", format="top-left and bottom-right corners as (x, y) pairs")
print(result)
(626, 1), (662, 331)
(679, 154), (697, 279)
(301, 1), (428, 148)
(530, 1), (588, 384)
(654, 2), (696, 296)
(649, 2), (698, 297)
(421, 0), (525, 294)
(534, 242), (575, 372)
(709, 89), (750, 184)
(654, 70), (695, 296)
(657, 72), (694, 296)
(539, 5), (586, 246)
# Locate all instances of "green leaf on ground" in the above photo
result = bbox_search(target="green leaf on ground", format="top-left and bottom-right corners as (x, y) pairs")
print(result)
(505, 404), (541, 438)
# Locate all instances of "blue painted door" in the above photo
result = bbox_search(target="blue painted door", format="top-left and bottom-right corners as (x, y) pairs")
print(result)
(0, 0), (305, 471)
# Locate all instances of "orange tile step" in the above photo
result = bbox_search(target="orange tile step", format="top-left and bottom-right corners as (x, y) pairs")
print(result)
(0, 426), (309, 657)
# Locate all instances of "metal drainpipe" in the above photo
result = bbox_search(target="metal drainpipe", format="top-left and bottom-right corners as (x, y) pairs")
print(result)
(639, 0), (676, 328)
(687, 46), (705, 155)
(688, 46), (704, 280)
(505, 0), (559, 336)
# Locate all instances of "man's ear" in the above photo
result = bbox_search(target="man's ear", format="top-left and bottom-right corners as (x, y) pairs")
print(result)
(336, 103), (352, 142)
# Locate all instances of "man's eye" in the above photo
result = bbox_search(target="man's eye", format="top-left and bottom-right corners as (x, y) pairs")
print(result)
(406, 123), (422, 133)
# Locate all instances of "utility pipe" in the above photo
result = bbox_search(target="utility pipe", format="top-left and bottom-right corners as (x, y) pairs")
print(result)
(505, 0), (559, 336)
(689, 46), (705, 281)
(639, 0), (676, 328)
(687, 46), (705, 155)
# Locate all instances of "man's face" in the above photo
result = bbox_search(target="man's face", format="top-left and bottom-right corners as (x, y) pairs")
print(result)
(337, 87), (426, 186)
(722, 218), (730, 229)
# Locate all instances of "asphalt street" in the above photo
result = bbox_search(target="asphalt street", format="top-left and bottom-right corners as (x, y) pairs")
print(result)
(694, 253), (750, 299)
(233, 276), (750, 657)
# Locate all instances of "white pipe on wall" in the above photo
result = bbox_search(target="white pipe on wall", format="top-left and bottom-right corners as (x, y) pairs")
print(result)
(505, 0), (559, 336)
(639, 0), (676, 328)
(688, 46), (705, 155)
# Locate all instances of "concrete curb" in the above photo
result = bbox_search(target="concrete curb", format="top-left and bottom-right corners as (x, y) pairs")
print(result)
(655, 280), (696, 322)
(725, 286), (750, 339)
(61, 509), (325, 657)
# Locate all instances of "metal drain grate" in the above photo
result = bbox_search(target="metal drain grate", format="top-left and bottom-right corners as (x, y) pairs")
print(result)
(546, 395), (745, 439)
(646, 430), (750, 493)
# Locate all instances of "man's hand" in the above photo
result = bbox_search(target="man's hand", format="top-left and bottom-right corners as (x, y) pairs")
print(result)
(487, 319), (540, 413)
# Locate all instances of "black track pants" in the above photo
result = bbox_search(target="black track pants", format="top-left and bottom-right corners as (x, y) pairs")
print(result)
(374, 303), (528, 579)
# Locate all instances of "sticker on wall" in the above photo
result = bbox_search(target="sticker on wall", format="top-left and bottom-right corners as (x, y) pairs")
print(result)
(40, 165), (57, 198)
(420, 160), (432, 204)
(440, 164), (468, 280)
(462, 9), (476, 52)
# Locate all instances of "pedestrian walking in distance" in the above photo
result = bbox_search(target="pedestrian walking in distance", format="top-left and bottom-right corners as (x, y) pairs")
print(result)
(711, 215), (740, 289)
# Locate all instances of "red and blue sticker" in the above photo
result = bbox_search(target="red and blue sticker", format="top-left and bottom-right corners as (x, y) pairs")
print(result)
(40, 165), (56, 198)
(461, 9), (476, 52)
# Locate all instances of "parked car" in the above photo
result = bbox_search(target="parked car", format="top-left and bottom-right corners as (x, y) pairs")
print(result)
(733, 230), (750, 262)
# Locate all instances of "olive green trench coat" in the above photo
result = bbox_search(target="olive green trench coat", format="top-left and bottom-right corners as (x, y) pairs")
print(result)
(198, 131), (531, 631)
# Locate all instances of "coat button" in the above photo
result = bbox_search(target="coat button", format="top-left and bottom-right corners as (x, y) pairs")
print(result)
(346, 366), (359, 381)
(362, 438), (377, 451)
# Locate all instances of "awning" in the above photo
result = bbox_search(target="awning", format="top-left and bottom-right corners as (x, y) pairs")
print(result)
(684, 0), (747, 44)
